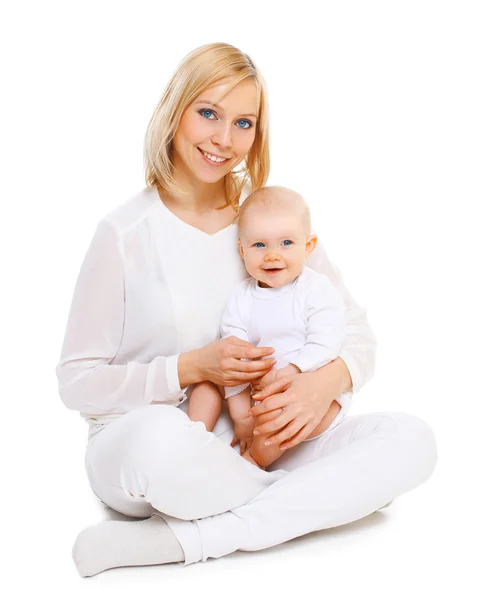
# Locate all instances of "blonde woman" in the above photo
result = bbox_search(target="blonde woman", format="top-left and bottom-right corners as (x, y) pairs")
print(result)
(57, 43), (438, 577)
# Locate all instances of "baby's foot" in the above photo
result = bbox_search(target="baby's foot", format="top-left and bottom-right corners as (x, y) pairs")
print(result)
(242, 450), (265, 470)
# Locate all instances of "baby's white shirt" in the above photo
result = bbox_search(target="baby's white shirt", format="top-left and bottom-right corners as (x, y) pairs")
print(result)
(220, 265), (347, 400)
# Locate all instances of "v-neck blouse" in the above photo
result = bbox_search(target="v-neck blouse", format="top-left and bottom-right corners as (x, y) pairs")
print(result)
(56, 186), (376, 426)
(158, 192), (236, 238)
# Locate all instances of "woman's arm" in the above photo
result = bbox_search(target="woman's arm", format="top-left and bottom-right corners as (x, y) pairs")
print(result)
(315, 356), (353, 396)
(56, 220), (189, 415)
(305, 237), (377, 393)
(249, 359), (351, 450)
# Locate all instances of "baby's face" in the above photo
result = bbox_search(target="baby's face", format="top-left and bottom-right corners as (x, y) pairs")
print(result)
(238, 209), (316, 288)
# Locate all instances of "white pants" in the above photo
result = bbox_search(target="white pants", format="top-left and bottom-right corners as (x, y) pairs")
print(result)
(84, 403), (437, 565)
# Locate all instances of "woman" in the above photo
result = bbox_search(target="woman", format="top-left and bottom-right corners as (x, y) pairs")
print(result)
(57, 43), (437, 577)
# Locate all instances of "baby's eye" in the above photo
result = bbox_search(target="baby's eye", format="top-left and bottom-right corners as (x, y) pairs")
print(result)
(253, 242), (265, 248)
(281, 240), (293, 246)
(199, 108), (216, 120)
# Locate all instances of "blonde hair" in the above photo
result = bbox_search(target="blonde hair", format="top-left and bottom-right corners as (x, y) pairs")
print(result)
(145, 43), (270, 210)
(237, 186), (312, 237)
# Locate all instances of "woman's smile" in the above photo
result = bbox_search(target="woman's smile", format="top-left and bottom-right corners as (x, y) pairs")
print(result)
(197, 147), (232, 165)
(171, 78), (258, 185)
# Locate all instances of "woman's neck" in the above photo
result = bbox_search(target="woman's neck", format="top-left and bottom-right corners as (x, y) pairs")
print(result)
(163, 154), (228, 214)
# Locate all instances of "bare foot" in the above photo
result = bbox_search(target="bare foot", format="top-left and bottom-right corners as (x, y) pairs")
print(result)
(242, 450), (265, 470)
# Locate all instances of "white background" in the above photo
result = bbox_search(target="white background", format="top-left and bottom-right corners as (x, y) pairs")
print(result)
(1, 0), (492, 597)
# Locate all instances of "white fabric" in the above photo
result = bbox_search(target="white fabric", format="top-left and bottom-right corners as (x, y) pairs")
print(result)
(58, 186), (436, 567)
(56, 185), (377, 427)
(84, 404), (438, 566)
(220, 265), (347, 400)
(72, 515), (185, 577)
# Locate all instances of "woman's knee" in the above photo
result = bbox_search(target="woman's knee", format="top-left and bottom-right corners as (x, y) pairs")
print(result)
(386, 412), (438, 482)
(90, 404), (280, 521)
(128, 406), (208, 462)
(87, 405), (193, 477)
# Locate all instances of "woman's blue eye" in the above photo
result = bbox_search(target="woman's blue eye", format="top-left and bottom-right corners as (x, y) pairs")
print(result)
(253, 242), (265, 248)
(199, 109), (216, 120)
(237, 119), (252, 129)
(281, 240), (293, 246)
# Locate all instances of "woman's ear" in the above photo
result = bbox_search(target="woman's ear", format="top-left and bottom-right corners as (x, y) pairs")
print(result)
(305, 234), (318, 257)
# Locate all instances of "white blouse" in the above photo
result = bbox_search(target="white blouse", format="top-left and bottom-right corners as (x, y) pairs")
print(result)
(56, 186), (377, 426)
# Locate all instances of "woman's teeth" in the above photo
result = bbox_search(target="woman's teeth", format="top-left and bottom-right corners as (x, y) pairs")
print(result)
(199, 149), (228, 163)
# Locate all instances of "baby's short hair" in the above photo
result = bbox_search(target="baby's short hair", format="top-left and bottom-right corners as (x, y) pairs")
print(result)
(237, 186), (312, 237)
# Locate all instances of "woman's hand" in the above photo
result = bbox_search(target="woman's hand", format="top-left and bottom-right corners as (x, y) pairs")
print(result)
(197, 336), (276, 388)
(248, 366), (344, 451)
(251, 364), (300, 393)
(250, 366), (278, 393)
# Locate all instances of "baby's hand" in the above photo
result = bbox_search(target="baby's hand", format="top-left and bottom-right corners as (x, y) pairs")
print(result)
(231, 414), (256, 455)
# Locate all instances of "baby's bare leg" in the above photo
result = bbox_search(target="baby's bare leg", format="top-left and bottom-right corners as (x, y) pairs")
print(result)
(248, 409), (286, 469)
(188, 381), (223, 432)
(248, 400), (343, 467)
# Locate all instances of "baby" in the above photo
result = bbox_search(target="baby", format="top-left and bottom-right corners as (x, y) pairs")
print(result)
(188, 186), (347, 469)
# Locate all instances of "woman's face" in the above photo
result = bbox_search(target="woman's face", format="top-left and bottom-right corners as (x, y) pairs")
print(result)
(172, 78), (258, 184)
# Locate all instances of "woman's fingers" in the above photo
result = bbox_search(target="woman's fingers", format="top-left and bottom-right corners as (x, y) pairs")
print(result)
(231, 340), (275, 360)
(235, 357), (277, 372)
(224, 357), (275, 378)
(264, 419), (304, 447)
(266, 419), (316, 447)
(250, 377), (292, 405)
(229, 368), (276, 383)
(279, 423), (316, 451)
(228, 356), (277, 371)
(249, 391), (292, 418)
(253, 410), (292, 435)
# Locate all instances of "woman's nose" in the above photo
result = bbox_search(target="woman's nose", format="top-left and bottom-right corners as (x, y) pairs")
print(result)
(212, 123), (233, 149)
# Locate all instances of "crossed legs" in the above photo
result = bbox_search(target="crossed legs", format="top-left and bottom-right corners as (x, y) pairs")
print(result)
(74, 405), (437, 575)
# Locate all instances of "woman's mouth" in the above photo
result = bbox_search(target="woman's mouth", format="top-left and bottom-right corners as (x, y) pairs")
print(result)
(197, 147), (231, 166)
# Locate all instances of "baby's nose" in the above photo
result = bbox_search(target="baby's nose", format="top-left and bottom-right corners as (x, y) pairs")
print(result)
(264, 252), (281, 261)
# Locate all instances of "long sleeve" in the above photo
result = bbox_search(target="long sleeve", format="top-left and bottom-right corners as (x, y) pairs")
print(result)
(56, 220), (187, 417)
(290, 275), (346, 373)
(305, 238), (377, 393)
(219, 285), (251, 400)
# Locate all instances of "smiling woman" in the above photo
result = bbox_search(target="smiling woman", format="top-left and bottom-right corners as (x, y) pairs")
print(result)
(58, 42), (437, 577)
(144, 43), (270, 212)
(173, 79), (258, 180)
